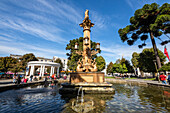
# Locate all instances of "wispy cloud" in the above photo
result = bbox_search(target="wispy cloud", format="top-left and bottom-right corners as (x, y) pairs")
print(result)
(100, 44), (143, 63)
(125, 0), (134, 10)
(0, 0), (83, 44)
(0, 41), (66, 58)
(125, 0), (169, 10)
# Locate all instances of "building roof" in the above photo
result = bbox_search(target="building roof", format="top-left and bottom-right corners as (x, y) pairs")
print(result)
(37, 57), (53, 60)
(28, 61), (60, 67)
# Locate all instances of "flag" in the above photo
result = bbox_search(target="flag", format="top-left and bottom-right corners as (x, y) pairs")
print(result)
(164, 46), (170, 62)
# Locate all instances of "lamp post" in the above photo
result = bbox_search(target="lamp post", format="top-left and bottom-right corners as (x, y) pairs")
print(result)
(84, 36), (89, 45)
(96, 43), (100, 50)
(75, 42), (79, 50)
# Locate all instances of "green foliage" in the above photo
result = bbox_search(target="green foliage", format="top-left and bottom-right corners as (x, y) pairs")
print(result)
(9, 60), (23, 75)
(66, 37), (101, 71)
(158, 62), (170, 71)
(0, 57), (17, 73)
(124, 60), (134, 73)
(107, 58), (133, 74)
(106, 62), (114, 74)
(0, 53), (38, 74)
(118, 3), (170, 69)
(54, 58), (63, 72)
(20, 53), (38, 71)
(96, 56), (106, 71)
(131, 52), (139, 68)
(132, 48), (166, 72)
(118, 3), (170, 47)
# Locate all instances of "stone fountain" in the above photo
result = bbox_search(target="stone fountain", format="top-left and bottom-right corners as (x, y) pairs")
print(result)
(59, 10), (114, 94)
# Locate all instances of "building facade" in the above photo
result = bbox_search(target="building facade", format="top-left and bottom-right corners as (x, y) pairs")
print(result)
(10, 54), (22, 61)
(37, 57), (53, 62)
(53, 56), (68, 71)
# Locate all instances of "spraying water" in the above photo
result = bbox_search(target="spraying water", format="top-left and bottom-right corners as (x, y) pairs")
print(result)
(76, 86), (84, 104)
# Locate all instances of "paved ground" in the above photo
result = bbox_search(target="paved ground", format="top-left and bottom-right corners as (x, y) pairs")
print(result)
(0, 79), (45, 88)
(0, 79), (13, 84)
(106, 78), (170, 87)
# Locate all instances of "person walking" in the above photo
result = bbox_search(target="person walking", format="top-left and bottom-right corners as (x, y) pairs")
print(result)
(167, 73), (170, 85)
(30, 75), (33, 82)
(159, 72), (167, 85)
(17, 75), (21, 84)
(24, 78), (27, 83)
(13, 75), (17, 84)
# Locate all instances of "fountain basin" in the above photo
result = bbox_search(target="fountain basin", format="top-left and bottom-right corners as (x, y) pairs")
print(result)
(59, 82), (115, 94)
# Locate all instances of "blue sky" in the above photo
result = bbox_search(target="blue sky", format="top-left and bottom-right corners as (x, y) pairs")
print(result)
(0, 0), (169, 64)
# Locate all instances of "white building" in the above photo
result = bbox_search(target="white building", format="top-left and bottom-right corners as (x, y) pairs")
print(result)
(26, 61), (60, 77)
(10, 54), (22, 61)
(53, 56), (68, 71)
(37, 57), (53, 62)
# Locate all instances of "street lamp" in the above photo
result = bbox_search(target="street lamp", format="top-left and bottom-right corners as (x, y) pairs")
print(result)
(75, 42), (79, 50)
(96, 43), (100, 50)
(84, 36), (89, 45)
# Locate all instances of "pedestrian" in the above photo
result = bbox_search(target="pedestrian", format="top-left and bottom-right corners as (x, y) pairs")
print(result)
(34, 76), (38, 81)
(159, 72), (167, 85)
(13, 75), (17, 84)
(17, 75), (21, 84)
(21, 77), (25, 83)
(30, 75), (33, 82)
(167, 73), (170, 85)
(24, 78), (27, 83)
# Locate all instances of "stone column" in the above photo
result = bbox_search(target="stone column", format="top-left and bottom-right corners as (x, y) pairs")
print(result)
(57, 67), (59, 77)
(29, 65), (32, 76)
(50, 66), (53, 76)
(42, 65), (45, 76)
(52, 67), (55, 75)
(39, 65), (42, 76)
(30, 65), (34, 76)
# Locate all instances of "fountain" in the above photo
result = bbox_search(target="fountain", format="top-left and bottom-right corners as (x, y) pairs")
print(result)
(71, 86), (95, 113)
(59, 10), (114, 94)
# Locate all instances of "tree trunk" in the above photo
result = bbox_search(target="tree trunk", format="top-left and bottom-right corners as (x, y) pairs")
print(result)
(150, 32), (162, 69)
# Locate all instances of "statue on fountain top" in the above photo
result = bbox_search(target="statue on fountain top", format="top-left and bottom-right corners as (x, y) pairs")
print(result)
(85, 9), (89, 19)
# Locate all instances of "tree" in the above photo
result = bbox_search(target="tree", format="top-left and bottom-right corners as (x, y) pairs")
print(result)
(9, 60), (23, 75)
(20, 53), (38, 72)
(0, 57), (16, 73)
(54, 58), (63, 72)
(125, 60), (134, 73)
(158, 62), (170, 71)
(116, 57), (134, 73)
(137, 48), (166, 72)
(131, 52), (139, 68)
(106, 62), (114, 75)
(66, 37), (101, 71)
(96, 56), (106, 72)
(120, 63), (128, 74)
(118, 3), (170, 69)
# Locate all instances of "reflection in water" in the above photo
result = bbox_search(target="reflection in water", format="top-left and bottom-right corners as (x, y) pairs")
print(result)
(0, 83), (169, 113)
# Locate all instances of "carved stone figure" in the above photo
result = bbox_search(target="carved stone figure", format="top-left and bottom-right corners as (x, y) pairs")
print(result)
(85, 9), (89, 19)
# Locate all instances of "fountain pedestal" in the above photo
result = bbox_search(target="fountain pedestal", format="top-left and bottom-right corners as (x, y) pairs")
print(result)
(70, 72), (105, 83)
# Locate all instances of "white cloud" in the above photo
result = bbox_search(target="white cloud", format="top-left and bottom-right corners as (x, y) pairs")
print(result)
(0, 41), (66, 58)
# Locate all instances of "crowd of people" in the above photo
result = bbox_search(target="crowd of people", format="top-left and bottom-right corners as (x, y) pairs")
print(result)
(159, 72), (170, 85)
(13, 75), (28, 84)
(12, 74), (67, 85)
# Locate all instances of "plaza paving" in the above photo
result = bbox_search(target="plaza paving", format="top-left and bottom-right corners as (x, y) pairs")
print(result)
(106, 78), (170, 87)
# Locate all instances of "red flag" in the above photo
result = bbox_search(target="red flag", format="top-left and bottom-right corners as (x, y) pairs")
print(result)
(164, 46), (170, 62)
